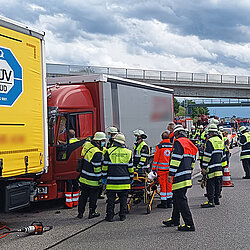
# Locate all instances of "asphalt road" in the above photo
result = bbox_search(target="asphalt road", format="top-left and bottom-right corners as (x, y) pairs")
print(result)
(1, 147), (250, 250)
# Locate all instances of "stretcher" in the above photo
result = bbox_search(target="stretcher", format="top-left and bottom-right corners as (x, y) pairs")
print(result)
(127, 172), (160, 214)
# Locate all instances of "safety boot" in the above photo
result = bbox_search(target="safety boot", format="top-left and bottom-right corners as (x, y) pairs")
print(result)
(120, 216), (126, 221)
(200, 201), (215, 208)
(105, 216), (113, 222)
(88, 211), (100, 219)
(162, 218), (180, 227)
(166, 198), (173, 208)
(77, 213), (83, 219)
(157, 200), (168, 208)
(178, 224), (195, 231)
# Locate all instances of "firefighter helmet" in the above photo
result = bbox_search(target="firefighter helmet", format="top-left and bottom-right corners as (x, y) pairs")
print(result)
(113, 133), (126, 144)
(93, 132), (106, 141)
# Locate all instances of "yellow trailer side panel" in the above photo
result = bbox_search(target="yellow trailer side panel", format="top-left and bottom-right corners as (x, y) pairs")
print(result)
(0, 26), (44, 177)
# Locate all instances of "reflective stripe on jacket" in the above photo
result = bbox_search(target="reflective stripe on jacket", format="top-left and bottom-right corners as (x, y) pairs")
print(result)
(202, 135), (226, 179)
(169, 136), (198, 191)
(103, 144), (133, 191)
(133, 141), (150, 169)
(240, 132), (250, 160)
(152, 139), (173, 171)
(79, 141), (102, 187)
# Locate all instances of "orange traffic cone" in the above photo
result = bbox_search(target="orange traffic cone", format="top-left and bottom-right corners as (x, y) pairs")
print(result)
(222, 166), (234, 187)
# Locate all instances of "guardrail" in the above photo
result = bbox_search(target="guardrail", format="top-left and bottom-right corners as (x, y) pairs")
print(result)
(46, 63), (250, 85)
(192, 99), (250, 105)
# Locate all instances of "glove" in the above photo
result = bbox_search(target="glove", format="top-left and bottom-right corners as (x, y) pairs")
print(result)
(153, 170), (157, 176)
(102, 179), (107, 185)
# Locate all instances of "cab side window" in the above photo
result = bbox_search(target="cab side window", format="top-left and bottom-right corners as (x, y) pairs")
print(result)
(56, 112), (93, 161)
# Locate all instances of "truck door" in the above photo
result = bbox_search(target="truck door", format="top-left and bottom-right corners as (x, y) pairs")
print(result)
(53, 111), (94, 180)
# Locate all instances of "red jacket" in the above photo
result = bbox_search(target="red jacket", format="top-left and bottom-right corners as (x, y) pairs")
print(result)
(152, 139), (173, 171)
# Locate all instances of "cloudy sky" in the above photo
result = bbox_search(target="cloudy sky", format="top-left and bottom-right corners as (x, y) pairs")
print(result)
(2, 0), (250, 76)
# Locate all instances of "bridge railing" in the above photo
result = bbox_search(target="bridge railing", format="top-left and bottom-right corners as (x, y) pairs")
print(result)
(193, 98), (250, 105)
(46, 64), (250, 85)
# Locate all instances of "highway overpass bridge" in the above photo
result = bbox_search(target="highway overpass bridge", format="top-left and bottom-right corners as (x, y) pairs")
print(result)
(46, 64), (250, 99)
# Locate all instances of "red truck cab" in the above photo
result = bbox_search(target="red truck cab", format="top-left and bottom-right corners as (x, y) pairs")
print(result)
(37, 83), (96, 201)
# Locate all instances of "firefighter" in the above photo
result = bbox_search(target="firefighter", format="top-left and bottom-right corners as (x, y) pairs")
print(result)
(201, 124), (227, 208)
(106, 126), (119, 148)
(194, 125), (203, 141)
(133, 129), (150, 173)
(239, 126), (250, 179)
(189, 125), (196, 141)
(102, 133), (133, 222)
(167, 122), (175, 143)
(163, 126), (198, 231)
(223, 131), (230, 167)
(219, 126), (224, 139)
(77, 132), (106, 219)
(65, 130), (80, 208)
(152, 131), (173, 208)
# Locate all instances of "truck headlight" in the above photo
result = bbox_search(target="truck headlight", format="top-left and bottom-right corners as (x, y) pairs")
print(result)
(37, 186), (48, 194)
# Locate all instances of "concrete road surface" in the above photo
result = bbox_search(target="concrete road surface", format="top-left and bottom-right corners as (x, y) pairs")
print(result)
(1, 147), (250, 250)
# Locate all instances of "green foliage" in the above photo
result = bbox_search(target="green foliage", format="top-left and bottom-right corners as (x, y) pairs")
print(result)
(174, 98), (180, 115)
(180, 99), (210, 118)
(176, 106), (185, 116)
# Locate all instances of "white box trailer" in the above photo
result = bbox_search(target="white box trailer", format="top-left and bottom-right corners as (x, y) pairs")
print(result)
(47, 74), (174, 150)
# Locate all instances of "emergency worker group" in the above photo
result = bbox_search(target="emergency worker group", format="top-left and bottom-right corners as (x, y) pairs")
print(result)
(71, 120), (250, 232)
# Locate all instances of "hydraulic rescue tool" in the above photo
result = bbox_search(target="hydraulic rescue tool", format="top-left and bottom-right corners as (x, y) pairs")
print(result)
(0, 222), (53, 239)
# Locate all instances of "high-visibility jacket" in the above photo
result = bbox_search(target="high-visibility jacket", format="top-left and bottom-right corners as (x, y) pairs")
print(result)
(107, 139), (114, 149)
(152, 139), (173, 171)
(202, 135), (227, 179)
(69, 138), (79, 143)
(79, 141), (102, 187)
(239, 131), (250, 160)
(189, 131), (196, 140)
(133, 141), (150, 170)
(102, 146), (107, 155)
(169, 136), (198, 191)
(200, 131), (206, 142)
(103, 143), (134, 191)
(223, 136), (229, 152)
(194, 129), (201, 140)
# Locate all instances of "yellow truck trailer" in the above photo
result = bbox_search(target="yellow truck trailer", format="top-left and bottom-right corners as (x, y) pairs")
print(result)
(0, 16), (48, 211)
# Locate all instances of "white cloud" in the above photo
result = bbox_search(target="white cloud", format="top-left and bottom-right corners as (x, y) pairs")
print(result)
(28, 4), (46, 12)
(1, 0), (250, 77)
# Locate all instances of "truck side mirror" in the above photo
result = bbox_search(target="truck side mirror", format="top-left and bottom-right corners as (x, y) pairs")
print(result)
(48, 117), (56, 145)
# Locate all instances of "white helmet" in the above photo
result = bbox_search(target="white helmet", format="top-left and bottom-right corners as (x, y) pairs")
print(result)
(93, 132), (106, 141)
(113, 133), (126, 144)
(173, 125), (185, 134)
(133, 129), (145, 136)
(210, 118), (220, 125)
(133, 129), (147, 139)
(208, 124), (218, 133)
(191, 125), (195, 130)
(219, 126), (224, 132)
(106, 126), (118, 134)
(199, 125), (204, 129)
